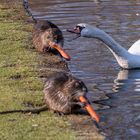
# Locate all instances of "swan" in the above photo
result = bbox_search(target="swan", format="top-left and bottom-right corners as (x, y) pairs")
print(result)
(67, 23), (140, 69)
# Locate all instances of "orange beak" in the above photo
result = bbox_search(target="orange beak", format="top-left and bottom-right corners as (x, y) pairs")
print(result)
(48, 41), (71, 61)
(79, 96), (100, 123)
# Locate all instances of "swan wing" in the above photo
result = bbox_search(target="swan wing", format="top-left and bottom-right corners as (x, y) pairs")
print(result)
(128, 39), (140, 55)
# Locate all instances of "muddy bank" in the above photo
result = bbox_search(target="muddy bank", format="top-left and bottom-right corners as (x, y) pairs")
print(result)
(0, 0), (104, 139)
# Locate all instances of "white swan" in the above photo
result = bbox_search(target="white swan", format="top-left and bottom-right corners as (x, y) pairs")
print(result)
(68, 23), (140, 69)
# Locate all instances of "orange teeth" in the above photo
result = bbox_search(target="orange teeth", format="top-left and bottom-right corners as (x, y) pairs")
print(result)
(48, 41), (71, 61)
(79, 96), (100, 123)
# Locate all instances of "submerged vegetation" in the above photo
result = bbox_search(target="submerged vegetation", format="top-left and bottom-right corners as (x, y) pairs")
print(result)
(0, 1), (75, 139)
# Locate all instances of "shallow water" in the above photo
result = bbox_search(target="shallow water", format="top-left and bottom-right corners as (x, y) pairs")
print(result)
(30, 0), (140, 139)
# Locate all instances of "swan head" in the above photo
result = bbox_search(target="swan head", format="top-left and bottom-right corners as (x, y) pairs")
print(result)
(67, 23), (102, 38)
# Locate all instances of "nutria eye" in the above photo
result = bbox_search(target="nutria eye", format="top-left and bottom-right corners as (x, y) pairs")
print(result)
(74, 82), (80, 88)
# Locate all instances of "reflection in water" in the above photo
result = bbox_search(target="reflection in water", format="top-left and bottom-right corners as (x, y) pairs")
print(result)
(113, 70), (140, 92)
(30, 0), (140, 139)
(101, 70), (140, 139)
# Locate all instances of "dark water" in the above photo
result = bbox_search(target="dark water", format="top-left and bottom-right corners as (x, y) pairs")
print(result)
(30, 0), (140, 139)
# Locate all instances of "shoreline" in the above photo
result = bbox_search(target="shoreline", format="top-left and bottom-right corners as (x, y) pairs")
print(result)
(0, 1), (104, 139)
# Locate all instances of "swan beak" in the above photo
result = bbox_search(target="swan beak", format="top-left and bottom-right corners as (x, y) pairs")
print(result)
(67, 27), (81, 34)
(48, 41), (71, 61)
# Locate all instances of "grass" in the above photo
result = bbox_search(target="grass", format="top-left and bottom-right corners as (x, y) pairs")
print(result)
(0, 1), (76, 140)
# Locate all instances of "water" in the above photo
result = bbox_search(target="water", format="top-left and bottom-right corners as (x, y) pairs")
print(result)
(30, 0), (140, 139)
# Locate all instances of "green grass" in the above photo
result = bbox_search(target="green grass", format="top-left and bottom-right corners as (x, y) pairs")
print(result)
(0, 113), (75, 140)
(0, 1), (76, 140)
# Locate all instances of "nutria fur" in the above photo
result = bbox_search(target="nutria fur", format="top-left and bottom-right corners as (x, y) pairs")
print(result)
(23, 0), (63, 52)
(32, 20), (63, 53)
(23, 0), (70, 60)
(0, 72), (87, 115)
(43, 72), (88, 114)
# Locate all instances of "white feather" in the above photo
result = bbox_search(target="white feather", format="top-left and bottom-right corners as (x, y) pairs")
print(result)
(77, 23), (140, 69)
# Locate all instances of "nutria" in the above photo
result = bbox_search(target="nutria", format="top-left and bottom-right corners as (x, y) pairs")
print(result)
(32, 20), (63, 53)
(0, 72), (87, 115)
(23, 0), (70, 60)
(43, 72), (88, 114)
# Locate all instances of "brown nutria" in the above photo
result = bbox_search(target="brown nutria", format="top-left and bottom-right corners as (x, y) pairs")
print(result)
(23, 0), (70, 60)
(43, 72), (87, 114)
(0, 72), (87, 115)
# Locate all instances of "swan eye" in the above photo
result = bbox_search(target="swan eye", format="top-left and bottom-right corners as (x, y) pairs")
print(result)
(76, 26), (85, 32)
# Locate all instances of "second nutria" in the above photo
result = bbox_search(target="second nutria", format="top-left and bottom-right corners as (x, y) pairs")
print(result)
(0, 72), (87, 115)
(23, 0), (70, 60)
(43, 72), (87, 114)
(32, 20), (63, 53)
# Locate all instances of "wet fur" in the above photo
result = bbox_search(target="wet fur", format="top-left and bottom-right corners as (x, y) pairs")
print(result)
(43, 72), (87, 114)
(23, 0), (64, 53)
(32, 20), (64, 53)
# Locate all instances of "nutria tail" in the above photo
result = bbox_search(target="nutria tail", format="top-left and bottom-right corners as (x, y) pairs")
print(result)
(0, 105), (47, 114)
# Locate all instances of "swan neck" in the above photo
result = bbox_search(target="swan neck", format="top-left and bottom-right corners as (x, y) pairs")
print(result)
(96, 30), (126, 53)
(90, 28), (130, 68)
